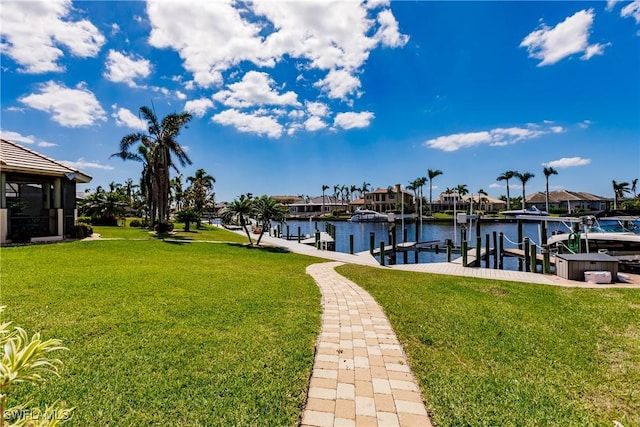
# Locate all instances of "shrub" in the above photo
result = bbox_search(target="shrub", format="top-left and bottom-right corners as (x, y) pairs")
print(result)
(9, 227), (32, 244)
(90, 217), (118, 226)
(154, 222), (174, 233)
(70, 223), (93, 238)
(77, 216), (92, 224)
(0, 306), (74, 425)
(175, 209), (200, 231)
(129, 219), (150, 228)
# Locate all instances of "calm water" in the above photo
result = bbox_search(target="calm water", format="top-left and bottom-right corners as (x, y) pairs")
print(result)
(282, 218), (573, 270)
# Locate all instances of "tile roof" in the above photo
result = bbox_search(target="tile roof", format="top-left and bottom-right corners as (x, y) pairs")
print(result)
(526, 189), (608, 203)
(1, 139), (92, 183)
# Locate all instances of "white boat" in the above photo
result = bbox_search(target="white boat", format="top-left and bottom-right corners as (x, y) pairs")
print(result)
(502, 206), (548, 217)
(546, 216), (640, 270)
(349, 209), (389, 223)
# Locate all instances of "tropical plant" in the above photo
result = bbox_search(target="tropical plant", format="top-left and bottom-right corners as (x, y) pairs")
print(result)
(543, 166), (558, 213)
(631, 178), (638, 198)
(416, 176), (427, 217)
(112, 106), (193, 226)
(612, 180), (631, 210)
(170, 174), (184, 212)
(0, 306), (73, 427)
(79, 188), (127, 225)
(360, 181), (371, 201)
(454, 184), (468, 212)
(185, 168), (215, 225)
(427, 169), (443, 214)
(515, 172), (535, 210)
(321, 184), (330, 215)
(497, 170), (518, 210)
(407, 179), (419, 214)
(253, 195), (286, 245)
(175, 208), (200, 232)
(478, 188), (488, 210)
(220, 194), (254, 244)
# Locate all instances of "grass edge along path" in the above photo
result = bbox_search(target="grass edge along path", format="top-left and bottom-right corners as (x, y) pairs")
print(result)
(336, 264), (640, 427)
(1, 239), (323, 426)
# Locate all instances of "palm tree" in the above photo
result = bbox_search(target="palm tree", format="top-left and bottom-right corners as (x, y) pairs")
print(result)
(123, 178), (137, 210)
(427, 169), (443, 214)
(515, 172), (535, 210)
(478, 188), (488, 211)
(188, 168), (215, 189)
(632, 178), (638, 198)
(407, 179), (418, 214)
(221, 194), (254, 244)
(456, 184), (469, 211)
(497, 170), (518, 210)
(321, 184), (330, 214)
(416, 176), (427, 218)
(386, 185), (394, 211)
(253, 195), (286, 245)
(350, 184), (359, 201)
(612, 180), (631, 210)
(543, 166), (558, 213)
(113, 106), (192, 225)
(361, 181), (371, 208)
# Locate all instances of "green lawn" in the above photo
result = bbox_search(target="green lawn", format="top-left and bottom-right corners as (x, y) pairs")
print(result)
(92, 222), (249, 243)
(1, 240), (321, 426)
(336, 264), (640, 426)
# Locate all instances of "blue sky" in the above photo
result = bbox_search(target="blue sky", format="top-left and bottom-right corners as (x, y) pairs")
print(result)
(1, 0), (639, 202)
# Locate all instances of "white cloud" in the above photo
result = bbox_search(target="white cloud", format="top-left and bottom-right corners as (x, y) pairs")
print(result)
(62, 158), (114, 171)
(104, 50), (151, 87)
(314, 69), (362, 100)
(304, 116), (327, 131)
(543, 157), (591, 168)
(184, 98), (214, 118)
(145, 0), (406, 103)
(607, 0), (621, 11)
(520, 9), (608, 66)
(0, 130), (36, 144)
(306, 101), (330, 117)
(333, 111), (374, 129)
(19, 81), (106, 127)
(0, 0), (105, 73)
(374, 9), (409, 47)
(37, 141), (57, 148)
(578, 119), (592, 128)
(111, 107), (147, 131)
(488, 183), (503, 189)
(425, 122), (564, 151)
(111, 23), (120, 35)
(621, 0), (640, 23)
(213, 71), (301, 108)
(212, 109), (283, 138)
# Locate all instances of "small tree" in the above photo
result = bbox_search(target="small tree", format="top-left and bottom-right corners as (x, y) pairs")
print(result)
(0, 306), (73, 426)
(175, 208), (200, 232)
(253, 195), (286, 245)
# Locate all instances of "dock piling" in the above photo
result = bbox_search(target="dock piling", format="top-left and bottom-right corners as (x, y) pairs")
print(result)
(485, 233), (490, 268)
(492, 231), (498, 269)
(523, 237), (530, 272)
(380, 241), (385, 266)
(349, 234), (354, 255)
(369, 232), (375, 255)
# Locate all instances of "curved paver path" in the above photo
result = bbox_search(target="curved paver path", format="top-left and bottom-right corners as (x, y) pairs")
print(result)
(302, 262), (432, 427)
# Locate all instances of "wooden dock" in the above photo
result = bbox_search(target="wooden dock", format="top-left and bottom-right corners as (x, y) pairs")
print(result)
(503, 248), (556, 265)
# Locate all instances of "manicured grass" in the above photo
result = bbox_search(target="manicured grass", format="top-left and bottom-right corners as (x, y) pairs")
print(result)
(1, 240), (322, 426)
(336, 265), (640, 426)
(92, 222), (248, 243)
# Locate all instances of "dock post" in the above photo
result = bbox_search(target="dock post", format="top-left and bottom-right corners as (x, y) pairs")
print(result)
(517, 220), (524, 271)
(485, 233), (490, 268)
(499, 232), (504, 269)
(523, 237), (530, 272)
(530, 243), (537, 273)
(286, 225), (289, 239)
(315, 230), (320, 249)
(380, 241), (385, 266)
(276, 224), (280, 237)
(349, 234), (354, 254)
(403, 227), (408, 244)
(297, 226), (301, 243)
(446, 239), (452, 262)
(391, 227), (397, 265)
(492, 231), (498, 269)
(369, 232), (375, 255)
(404, 250), (408, 264)
(475, 236), (481, 267)
(462, 240), (468, 267)
(541, 221), (550, 274)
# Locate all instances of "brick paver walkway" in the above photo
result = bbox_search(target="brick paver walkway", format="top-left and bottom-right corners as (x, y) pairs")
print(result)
(302, 262), (432, 427)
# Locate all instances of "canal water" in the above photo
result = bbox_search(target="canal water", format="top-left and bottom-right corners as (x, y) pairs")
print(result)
(283, 218), (572, 271)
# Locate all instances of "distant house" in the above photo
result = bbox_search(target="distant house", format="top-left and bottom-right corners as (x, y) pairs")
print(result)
(432, 191), (506, 213)
(363, 185), (414, 213)
(1, 139), (91, 244)
(287, 195), (347, 216)
(526, 190), (610, 212)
